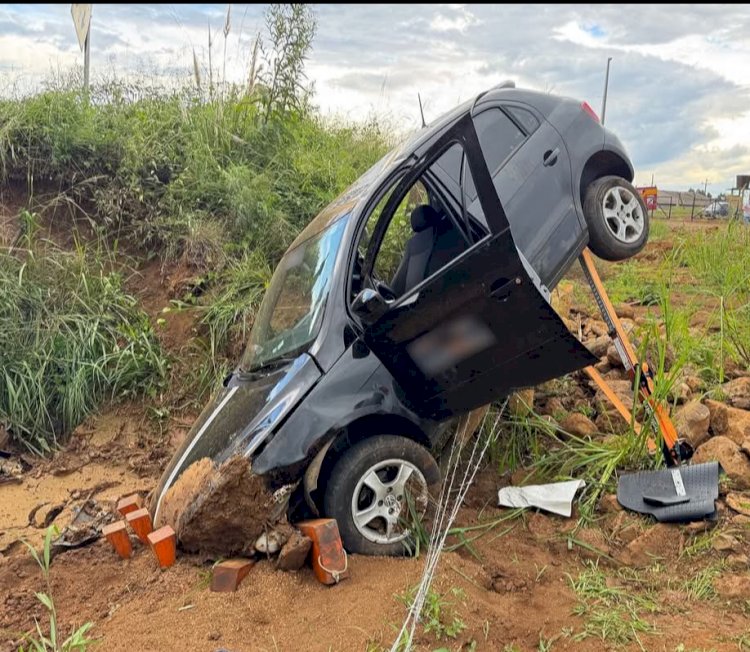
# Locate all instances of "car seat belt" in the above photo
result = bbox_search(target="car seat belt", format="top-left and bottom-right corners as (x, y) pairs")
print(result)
(577, 248), (691, 467)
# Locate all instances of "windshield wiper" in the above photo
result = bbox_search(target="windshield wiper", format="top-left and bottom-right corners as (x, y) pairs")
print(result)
(241, 356), (298, 376)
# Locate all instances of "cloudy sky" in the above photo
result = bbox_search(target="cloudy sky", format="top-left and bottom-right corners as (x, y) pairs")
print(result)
(2, 3), (749, 195)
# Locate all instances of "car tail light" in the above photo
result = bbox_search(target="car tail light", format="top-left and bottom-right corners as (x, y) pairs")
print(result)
(581, 101), (600, 123)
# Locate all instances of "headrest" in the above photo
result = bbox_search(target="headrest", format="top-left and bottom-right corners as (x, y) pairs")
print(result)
(410, 204), (441, 232)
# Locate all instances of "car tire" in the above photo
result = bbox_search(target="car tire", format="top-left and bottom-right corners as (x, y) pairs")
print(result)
(583, 175), (649, 261)
(322, 435), (441, 556)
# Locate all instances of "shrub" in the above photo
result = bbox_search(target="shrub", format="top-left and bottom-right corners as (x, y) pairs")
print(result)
(0, 225), (168, 453)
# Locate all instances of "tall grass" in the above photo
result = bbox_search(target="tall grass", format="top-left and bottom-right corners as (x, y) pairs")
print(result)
(0, 220), (168, 453)
(678, 221), (750, 381)
(0, 81), (391, 266)
(0, 7), (395, 451)
(198, 250), (273, 385)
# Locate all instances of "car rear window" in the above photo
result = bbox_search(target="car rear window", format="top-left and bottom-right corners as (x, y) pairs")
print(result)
(507, 106), (540, 134)
(464, 108), (525, 199)
(475, 108), (526, 175)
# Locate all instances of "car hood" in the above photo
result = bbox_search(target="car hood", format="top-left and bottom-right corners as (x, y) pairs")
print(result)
(151, 353), (321, 524)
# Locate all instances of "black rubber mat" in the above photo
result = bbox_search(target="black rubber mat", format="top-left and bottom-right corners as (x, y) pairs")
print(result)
(617, 461), (720, 522)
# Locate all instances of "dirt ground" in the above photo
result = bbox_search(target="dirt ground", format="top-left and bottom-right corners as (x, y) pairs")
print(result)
(2, 217), (750, 651)
(2, 425), (748, 652)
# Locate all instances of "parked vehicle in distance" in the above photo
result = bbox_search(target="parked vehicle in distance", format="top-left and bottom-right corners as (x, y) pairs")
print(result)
(152, 81), (649, 557)
(702, 201), (729, 218)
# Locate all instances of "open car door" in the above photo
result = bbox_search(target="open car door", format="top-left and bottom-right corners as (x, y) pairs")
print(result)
(356, 112), (597, 419)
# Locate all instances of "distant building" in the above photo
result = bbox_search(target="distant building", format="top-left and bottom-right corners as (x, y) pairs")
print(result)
(655, 189), (711, 208)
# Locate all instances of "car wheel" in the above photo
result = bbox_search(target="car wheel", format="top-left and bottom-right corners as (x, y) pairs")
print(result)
(583, 175), (649, 261)
(322, 435), (441, 556)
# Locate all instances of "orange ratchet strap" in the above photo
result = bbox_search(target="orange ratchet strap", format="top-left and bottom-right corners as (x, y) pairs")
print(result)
(577, 248), (685, 466)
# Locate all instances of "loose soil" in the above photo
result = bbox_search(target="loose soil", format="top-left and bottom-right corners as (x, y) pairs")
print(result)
(2, 218), (750, 651)
(160, 455), (285, 557)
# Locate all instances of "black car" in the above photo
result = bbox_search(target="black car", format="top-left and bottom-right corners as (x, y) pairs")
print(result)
(151, 82), (649, 556)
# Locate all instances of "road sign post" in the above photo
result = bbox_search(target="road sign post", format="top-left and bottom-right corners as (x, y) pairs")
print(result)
(71, 4), (92, 94)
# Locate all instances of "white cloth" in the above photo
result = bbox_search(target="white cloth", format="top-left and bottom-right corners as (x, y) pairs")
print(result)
(497, 479), (586, 517)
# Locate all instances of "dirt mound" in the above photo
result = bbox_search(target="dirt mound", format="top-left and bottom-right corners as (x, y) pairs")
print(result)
(0, 185), (24, 247)
(160, 455), (286, 557)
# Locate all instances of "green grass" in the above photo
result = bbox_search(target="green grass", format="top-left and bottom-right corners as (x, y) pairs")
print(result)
(0, 81), (391, 267)
(395, 585), (468, 643)
(492, 407), (657, 522)
(680, 564), (722, 602)
(674, 221), (750, 382)
(569, 562), (659, 646)
(0, 221), (168, 452)
(0, 56), (392, 441)
(20, 526), (95, 651)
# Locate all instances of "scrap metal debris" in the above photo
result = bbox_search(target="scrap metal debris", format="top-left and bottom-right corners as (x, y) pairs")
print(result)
(51, 498), (115, 557)
(0, 450), (29, 485)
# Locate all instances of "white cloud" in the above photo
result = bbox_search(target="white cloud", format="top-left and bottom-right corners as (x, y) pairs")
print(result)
(429, 12), (475, 33)
(1, 3), (749, 193)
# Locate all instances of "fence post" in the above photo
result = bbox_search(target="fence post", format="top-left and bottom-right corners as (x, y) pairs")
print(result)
(668, 196), (672, 219)
(690, 194), (696, 220)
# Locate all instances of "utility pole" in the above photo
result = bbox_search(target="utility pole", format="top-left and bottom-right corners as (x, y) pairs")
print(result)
(601, 56), (613, 125)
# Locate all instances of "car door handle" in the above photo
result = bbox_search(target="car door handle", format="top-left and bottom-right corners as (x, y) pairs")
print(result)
(543, 148), (560, 167)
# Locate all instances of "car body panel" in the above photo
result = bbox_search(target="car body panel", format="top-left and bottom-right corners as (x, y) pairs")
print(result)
(357, 112), (597, 417)
(251, 344), (443, 478)
(151, 352), (321, 523)
(152, 83), (637, 524)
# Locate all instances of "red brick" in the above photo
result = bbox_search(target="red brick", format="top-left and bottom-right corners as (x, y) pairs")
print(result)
(102, 520), (132, 559)
(297, 519), (349, 585)
(210, 558), (256, 592)
(116, 494), (144, 517)
(125, 507), (153, 544)
(277, 531), (312, 571)
(147, 525), (176, 569)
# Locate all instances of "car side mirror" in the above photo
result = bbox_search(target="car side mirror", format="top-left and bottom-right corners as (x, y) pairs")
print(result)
(351, 288), (389, 326)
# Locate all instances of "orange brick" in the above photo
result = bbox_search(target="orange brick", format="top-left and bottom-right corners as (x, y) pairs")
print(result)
(102, 520), (132, 559)
(116, 494), (144, 517)
(297, 519), (349, 585)
(125, 507), (153, 544)
(147, 525), (176, 569)
(210, 558), (256, 592)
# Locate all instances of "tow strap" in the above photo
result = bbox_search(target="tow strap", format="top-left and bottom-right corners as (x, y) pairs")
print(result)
(577, 248), (720, 522)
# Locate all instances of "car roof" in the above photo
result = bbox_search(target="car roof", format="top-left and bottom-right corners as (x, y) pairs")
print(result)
(284, 83), (568, 253)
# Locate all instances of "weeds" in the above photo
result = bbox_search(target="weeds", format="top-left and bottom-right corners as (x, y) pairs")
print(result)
(396, 586), (467, 642)
(531, 415), (655, 521)
(0, 12), (392, 443)
(680, 563), (722, 601)
(678, 221), (750, 381)
(569, 561), (659, 646)
(0, 78), (390, 265)
(0, 236), (168, 452)
(681, 528), (721, 559)
(19, 526), (95, 651)
(199, 250), (272, 361)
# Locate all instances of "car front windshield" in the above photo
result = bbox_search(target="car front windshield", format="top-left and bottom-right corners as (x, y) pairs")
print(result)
(240, 216), (348, 372)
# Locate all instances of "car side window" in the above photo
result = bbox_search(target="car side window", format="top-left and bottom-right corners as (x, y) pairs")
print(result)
(359, 180), (429, 289)
(351, 148), (472, 301)
(507, 106), (540, 134)
(464, 108), (526, 200)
